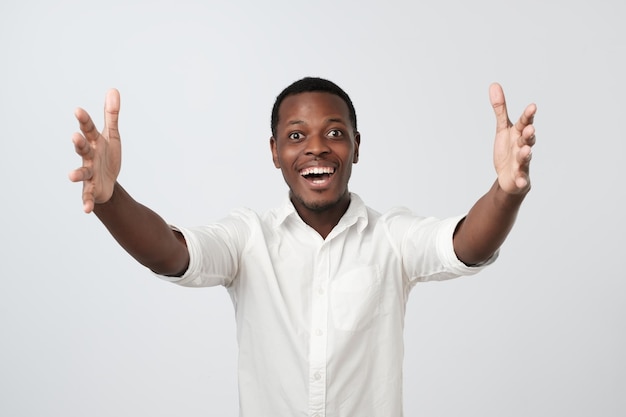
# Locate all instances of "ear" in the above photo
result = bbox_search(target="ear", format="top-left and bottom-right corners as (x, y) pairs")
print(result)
(353, 132), (361, 164)
(270, 136), (280, 168)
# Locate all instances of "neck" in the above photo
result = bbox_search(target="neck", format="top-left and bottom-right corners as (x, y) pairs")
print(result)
(290, 192), (351, 239)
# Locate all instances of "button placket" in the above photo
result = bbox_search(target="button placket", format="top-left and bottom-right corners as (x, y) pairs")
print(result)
(308, 243), (329, 417)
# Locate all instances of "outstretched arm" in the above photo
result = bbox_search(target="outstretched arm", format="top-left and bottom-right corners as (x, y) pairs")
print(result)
(68, 90), (189, 276)
(453, 83), (537, 266)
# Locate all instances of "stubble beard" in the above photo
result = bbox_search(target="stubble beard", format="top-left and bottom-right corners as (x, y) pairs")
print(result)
(289, 188), (350, 213)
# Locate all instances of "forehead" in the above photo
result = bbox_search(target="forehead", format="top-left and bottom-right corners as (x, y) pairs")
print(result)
(277, 92), (351, 126)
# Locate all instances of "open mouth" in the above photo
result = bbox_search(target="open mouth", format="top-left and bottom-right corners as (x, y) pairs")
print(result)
(300, 166), (335, 185)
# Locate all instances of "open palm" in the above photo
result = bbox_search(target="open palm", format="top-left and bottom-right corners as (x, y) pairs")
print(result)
(490, 83), (537, 195)
(68, 89), (122, 213)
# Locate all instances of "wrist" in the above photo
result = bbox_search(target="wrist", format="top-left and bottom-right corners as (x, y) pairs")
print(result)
(93, 182), (123, 212)
(493, 180), (528, 209)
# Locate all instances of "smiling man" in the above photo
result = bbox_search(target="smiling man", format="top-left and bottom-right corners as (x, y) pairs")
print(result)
(270, 87), (360, 238)
(69, 77), (536, 416)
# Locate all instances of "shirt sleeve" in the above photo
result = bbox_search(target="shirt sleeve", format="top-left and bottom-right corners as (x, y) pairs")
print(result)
(384, 208), (498, 283)
(154, 208), (254, 288)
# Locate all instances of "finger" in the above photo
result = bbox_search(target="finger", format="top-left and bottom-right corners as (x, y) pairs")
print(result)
(514, 102), (537, 133)
(518, 125), (536, 147)
(103, 88), (121, 142)
(517, 145), (533, 164)
(74, 107), (100, 143)
(68, 166), (93, 182)
(82, 182), (95, 214)
(71, 132), (93, 158)
(515, 175), (530, 190)
(489, 83), (511, 133)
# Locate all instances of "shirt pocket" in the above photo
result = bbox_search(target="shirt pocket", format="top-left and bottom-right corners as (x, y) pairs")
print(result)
(330, 265), (381, 332)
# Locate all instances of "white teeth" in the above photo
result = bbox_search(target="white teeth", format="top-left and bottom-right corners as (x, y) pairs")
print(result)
(300, 166), (335, 176)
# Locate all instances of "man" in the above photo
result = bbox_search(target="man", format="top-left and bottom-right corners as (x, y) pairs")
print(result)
(69, 77), (536, 416)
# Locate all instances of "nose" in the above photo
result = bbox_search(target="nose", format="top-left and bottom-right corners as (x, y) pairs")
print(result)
(305, 133), (330, 156)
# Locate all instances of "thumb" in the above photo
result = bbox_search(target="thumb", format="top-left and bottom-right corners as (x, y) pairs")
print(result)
(103, 88), (121, 141)
(489, 83), (510, 133)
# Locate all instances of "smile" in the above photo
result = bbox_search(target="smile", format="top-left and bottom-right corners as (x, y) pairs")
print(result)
(300, 166), (335, 186)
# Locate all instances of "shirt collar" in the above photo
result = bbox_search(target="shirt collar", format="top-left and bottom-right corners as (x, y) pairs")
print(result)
(273, 192), (369, 234)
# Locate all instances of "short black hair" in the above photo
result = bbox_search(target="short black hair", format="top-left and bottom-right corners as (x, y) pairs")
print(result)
(271, 77), (357, 137)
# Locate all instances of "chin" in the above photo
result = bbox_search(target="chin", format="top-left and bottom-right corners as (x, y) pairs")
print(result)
(291, 189), (349, 213)
(303, 200), (337, 212)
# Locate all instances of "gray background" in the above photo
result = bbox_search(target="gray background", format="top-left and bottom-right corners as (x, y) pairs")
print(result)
(1, 0), (624, 416)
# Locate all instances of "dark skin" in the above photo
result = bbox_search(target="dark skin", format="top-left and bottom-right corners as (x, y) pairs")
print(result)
(455, 84), (536, 264)
(69, 91), (188, 276)
(270, 92), (360, 239)
(69, 84), (536, 273)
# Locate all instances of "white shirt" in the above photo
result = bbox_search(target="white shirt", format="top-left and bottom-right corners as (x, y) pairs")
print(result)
(159, 193), (495, 417)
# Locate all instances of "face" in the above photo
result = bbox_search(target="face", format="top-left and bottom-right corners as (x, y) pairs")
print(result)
(270, 92), (360, 214)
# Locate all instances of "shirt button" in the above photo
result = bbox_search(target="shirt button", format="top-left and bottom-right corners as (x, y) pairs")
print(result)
(315, 328), (323, 336)
(318, 287), (325, 295)
(314, 372), (322, 380)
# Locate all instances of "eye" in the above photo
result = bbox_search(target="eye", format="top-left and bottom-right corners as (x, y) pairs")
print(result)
(288, 132), (304, 140)
(328, 129), (343, 138)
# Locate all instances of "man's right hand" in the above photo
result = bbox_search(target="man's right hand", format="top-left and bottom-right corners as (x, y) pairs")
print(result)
(69, 89), (122, 213)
